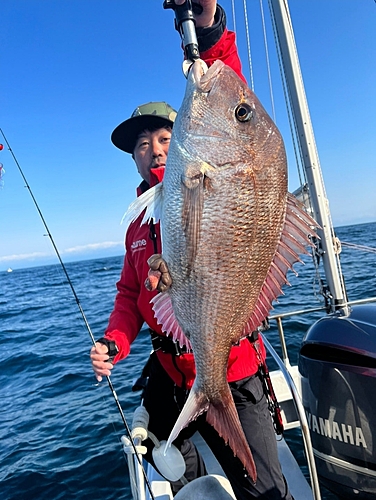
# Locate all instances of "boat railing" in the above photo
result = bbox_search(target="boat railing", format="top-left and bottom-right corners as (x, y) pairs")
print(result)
(270, 296), (376, 322)
(262, 334), (321, 500)
(264, 296), (376, 500)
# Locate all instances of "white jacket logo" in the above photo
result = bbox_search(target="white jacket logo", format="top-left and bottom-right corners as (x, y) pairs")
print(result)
(131, 239), (147, 252)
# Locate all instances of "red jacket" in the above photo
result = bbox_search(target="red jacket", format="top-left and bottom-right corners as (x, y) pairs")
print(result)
(104, 27), (266, 389)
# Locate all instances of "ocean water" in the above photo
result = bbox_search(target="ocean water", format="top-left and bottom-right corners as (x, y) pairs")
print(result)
(1, 222), (375, 500)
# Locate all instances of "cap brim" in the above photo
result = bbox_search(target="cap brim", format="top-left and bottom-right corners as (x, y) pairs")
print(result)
(111, 115), (174, 154)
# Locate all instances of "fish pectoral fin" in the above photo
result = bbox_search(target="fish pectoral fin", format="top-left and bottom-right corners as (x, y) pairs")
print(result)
(181, 175), (204, 268)
(206, 390), (257, 483)
(121, 183), (164, 228)
(151, 293), (192, 350)
(165, 387), (209, 452)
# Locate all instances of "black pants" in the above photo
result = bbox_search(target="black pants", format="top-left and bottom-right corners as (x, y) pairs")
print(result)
(142, 353), (293, 500)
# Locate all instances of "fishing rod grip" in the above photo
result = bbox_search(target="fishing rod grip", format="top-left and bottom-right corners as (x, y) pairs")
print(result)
(163, 0), (201, 62)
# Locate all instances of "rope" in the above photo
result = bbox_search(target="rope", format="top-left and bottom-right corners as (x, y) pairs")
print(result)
(341, 242), (376, 254)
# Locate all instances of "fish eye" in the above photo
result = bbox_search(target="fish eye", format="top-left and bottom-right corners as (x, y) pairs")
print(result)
(235, 103), (253, 122)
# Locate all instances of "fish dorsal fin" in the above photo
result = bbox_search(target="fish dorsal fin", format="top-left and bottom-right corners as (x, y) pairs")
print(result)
(151, 292), (192, 350)
(121, 183), (164, 228)
(242, 193), (318, 336)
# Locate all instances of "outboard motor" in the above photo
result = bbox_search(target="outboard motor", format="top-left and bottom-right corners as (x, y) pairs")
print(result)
(299, 304), (376, 499)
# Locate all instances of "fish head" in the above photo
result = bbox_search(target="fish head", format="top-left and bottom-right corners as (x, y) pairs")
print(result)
(173, 59), (286, 183)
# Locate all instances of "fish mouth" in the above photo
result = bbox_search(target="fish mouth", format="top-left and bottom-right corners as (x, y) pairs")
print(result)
(188, 59), (225, 93)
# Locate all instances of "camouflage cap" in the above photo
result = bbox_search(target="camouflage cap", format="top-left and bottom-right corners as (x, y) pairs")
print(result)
(111, 101), (178, 154)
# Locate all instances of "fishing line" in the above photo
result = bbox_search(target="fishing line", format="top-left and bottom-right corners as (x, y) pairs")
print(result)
(0, 127), (155, 500)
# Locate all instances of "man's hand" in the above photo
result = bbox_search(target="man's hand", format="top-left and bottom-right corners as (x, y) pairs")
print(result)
(174, 0), (216, 28)
(145, 254), (172, 293)
(90, 342), (114, 382)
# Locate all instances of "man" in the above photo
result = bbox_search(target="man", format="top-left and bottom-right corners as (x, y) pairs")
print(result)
(91, 2), (292, 499)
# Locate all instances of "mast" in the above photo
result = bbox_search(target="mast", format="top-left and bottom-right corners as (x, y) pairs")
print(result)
(269, 0), (347, 313)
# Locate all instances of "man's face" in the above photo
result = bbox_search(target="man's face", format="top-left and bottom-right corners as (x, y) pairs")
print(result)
(133, 127), (172, 183)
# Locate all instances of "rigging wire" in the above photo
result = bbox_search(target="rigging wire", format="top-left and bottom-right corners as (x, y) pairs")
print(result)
(234, 0), (275, 120)
(230, 0), (237, 33)
(236, 0), (325, 304)
(0, 127), (155, 500)
(266, 1), (327, 303)
(341, 242), (376, 254)
(242, 0), (255, 91)
(267, 0), (307, 190)
(259, 0), (276, 122)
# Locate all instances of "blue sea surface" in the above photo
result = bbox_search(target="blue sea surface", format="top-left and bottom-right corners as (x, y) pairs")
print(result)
(1, 222), (375, 499)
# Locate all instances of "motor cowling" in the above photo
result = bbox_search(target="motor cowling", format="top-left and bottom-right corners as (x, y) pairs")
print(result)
(299, 304), (376, 499)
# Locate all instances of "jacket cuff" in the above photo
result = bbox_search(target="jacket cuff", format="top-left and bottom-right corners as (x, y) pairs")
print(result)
(104, 330), (131, 364)
(96, 338), (119, 362)
(197, 4), (226, 53)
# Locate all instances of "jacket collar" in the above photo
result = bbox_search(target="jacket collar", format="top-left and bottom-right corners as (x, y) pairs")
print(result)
(136, 166), (165, 196)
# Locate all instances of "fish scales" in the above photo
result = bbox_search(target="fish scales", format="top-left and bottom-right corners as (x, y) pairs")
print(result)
(124, 59), (317, 482)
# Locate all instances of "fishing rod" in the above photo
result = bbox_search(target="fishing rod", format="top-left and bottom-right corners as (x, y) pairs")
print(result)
(0, 127), (156, 500)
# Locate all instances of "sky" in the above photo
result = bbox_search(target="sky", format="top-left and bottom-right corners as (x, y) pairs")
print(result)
(1, 0), (376, 272)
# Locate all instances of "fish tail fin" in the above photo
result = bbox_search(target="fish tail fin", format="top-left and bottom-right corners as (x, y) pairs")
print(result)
(165, 384), (257, 483)
(165, 385), (209, 451)
(207, 389), (257, 483)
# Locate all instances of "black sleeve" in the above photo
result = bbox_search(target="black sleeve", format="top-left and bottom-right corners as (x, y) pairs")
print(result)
(196, 4), (226, 53)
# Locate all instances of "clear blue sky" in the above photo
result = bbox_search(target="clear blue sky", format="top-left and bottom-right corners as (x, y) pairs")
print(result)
(1, 0), (375, 271)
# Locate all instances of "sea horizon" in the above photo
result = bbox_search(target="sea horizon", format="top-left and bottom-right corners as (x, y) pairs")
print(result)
(2, 219), (375, 274)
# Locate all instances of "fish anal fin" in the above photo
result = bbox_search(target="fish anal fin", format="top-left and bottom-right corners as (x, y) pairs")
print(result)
(206, 389), (257, 483)
(151, 293), (192, 350)
(165, 387), (209, 451)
